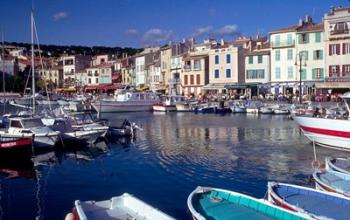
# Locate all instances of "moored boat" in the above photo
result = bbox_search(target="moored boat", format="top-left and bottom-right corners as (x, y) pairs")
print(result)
(0, 134), (33, 158)
(92, 90), (160, 113)
(293, 92), (350, 151)
(313, 170), (350, 197)
(71, 193), (175, 220)
(259, 106), (273, 114)
(187, 186), (309, 220)
(268, 181), (350, 220)
(325, 157), (350, 175)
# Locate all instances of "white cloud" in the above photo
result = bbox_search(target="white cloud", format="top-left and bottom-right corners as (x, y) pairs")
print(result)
(214, 25), (239, 36)
(53, 11), (68, 21)
(125, 29), (138, 36)
(192, 26), (213, 37)
(142, 28), (174, 45)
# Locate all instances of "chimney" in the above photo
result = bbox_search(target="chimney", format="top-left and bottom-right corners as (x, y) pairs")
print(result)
(220, 39), (225, 46)
(298, 18), (303, 26)
(305, 15), (312, 23)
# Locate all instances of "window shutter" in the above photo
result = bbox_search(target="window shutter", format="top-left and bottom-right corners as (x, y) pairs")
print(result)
(343, 43), (346, 55)
(306, 33), (309, 43)
(320, 68), (324, 79)
(329, 45), (332, 55)
(336, 44), (340, 55)
(298, 35), (302, 44)
(329, 66), (332, 77)
(320, 50), (323, 59)
(313, 51), (316, 60)
(336, 65), (340, 75)
(312, 69), (315, 79)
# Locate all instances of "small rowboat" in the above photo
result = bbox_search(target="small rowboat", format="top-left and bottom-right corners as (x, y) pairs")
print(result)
(268, 182), (350, 220)
(187, 186), (309, 220)
(71, 193), (175, 220)
(313, 170), (350, 197)
(325, 157), (350, 175)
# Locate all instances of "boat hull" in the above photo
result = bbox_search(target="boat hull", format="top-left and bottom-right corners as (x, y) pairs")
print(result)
(153, 105), (177, 112)
(34, 135), (60, 148)
(325, 157), (350, 175)
(61, 130), (105, 145)
(92, 101), (156, 113)
(313, 170), (350, 197)
(294, 116), (350, 150)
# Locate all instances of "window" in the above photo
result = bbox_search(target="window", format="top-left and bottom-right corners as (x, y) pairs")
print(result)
(301, 69), (307, 80)
(248, 56), (253, 64)
(287, 49), (293, 60)
(215, 55), (219, 64)
(88, 78), (91, 84)
(275, 67), (280, 79)
(287, 34), (292, 45)
(214, 69), (219, 78)
(299, 33), (309, 44)
(333, 22), (349, 34)
(193, 60), (201, 70)
(226, 69), (231, 78)
(343, 43), (350, 54)
(275, 50), (280, 61)
(190, 75), (194, 85)
(10, 120), (22, 128)
(313, 50), (323, 60)
(315, 32), (321, 43)
(329, 44), (340, 55)
(274, 35), (280, 47)
(96, 78), (99, 84)
(196, 74), (200, 84)
(312, 68), (324, 79)
(288, 66), (293, 79)
(258, 55), (262, 63)
(184, 75), (188, 85)
(246, 69), (264, 79)
(329, 65), (340, 77)
(226, 54), (231, 64)
(300, 51), (308, 60)
(185, 60), (191, 71)
(343, 65), (350, 75)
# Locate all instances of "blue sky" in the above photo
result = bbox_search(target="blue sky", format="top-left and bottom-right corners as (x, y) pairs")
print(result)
(1, 0), (349, 48)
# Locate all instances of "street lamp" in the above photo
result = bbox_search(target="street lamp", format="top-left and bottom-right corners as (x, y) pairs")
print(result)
(294, 52), (307, 104)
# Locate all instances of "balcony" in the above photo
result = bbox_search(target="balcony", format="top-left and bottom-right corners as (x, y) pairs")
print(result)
(325, 74), (350, 82)
(271, 40), (295, 48)
(64, 72), (74, 76)
(168, 78), (181, 84)
(184, 65), (191, 72)
(330, 29), (349, 35)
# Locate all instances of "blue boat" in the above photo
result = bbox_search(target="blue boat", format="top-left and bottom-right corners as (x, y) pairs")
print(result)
(268, 182), (350, 220)
(313, 170), (350, 197)
(325, 157), (350, 175)
(187, 186), (309, 220)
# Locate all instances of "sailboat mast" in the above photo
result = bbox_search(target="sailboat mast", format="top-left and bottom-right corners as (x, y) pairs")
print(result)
(1, 30), (5, 104)
(31, 11), (35, 114)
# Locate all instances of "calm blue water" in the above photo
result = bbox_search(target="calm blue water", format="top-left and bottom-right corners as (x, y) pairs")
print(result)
(0, 111), (349, 220)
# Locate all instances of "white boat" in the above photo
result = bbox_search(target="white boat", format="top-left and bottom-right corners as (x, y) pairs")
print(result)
(293, 92), (350, 151)
(92, 90), (160, 113)
(259, 106), (273, 114)
(42, 118), (105, 145)
(71, 193), (175, 220)
(325, 157), (350, 175)
(153, 95), (186, 112)
(176, 103), (191, 112)
(273, 107), (290, 115)
(230, 101), (246, 113)
(3, 117), (60, 148)
(67, 112), (109, 136)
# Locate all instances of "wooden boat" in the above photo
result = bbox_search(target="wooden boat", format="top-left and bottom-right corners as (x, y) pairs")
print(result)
(313, 170), (350, 197)
(71, 193), (175, 220)
(268, 182), (350, 220)
(187, 186), (309, 220)
(0, 134), (33, 157)
(325, 157), (350, 175)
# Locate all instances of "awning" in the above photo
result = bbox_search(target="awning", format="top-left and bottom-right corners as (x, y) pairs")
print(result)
(63, 87), (76, 92)
(112, 72), (121, 82)
(155, 85), (167, 91)
(202, 83), (226, 90)
(84, 85), (99, 91)
(225, 83), (259, 89)
(137, 86), (149, 92)
(315, 81), (350, 89)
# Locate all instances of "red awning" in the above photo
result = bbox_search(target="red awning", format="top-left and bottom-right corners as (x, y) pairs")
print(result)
(112, 72), (121, 82)
(84, 85), (99, 91)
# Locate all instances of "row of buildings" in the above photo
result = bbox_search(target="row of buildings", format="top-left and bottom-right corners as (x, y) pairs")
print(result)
(1, 6), (349, 98)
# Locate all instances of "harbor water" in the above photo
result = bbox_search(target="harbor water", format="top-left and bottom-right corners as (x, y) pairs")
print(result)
(1, 111), (349, 220)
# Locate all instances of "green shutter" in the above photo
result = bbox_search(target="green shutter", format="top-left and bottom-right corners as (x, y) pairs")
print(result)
(298, 35), (302, 44)
(312, 69), (315, 79)
(305, 51), (308, 60)
(313, 51), (316, 60)
(320, 50), (323, 59)
(315, 32), (321, 43)
(306, 33), (309, 43)
(302, 69), (307, 80)
(320, 68), (324, 79)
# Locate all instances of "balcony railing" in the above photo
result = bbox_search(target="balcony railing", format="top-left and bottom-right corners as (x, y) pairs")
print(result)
(184, 65), (191, 72)
(64, 72), (74, 76)
(271, 40), (295, 48)
(168, 78), (181, 84)
(325, 74), (350, 82)
(330, 29), (349, 35)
